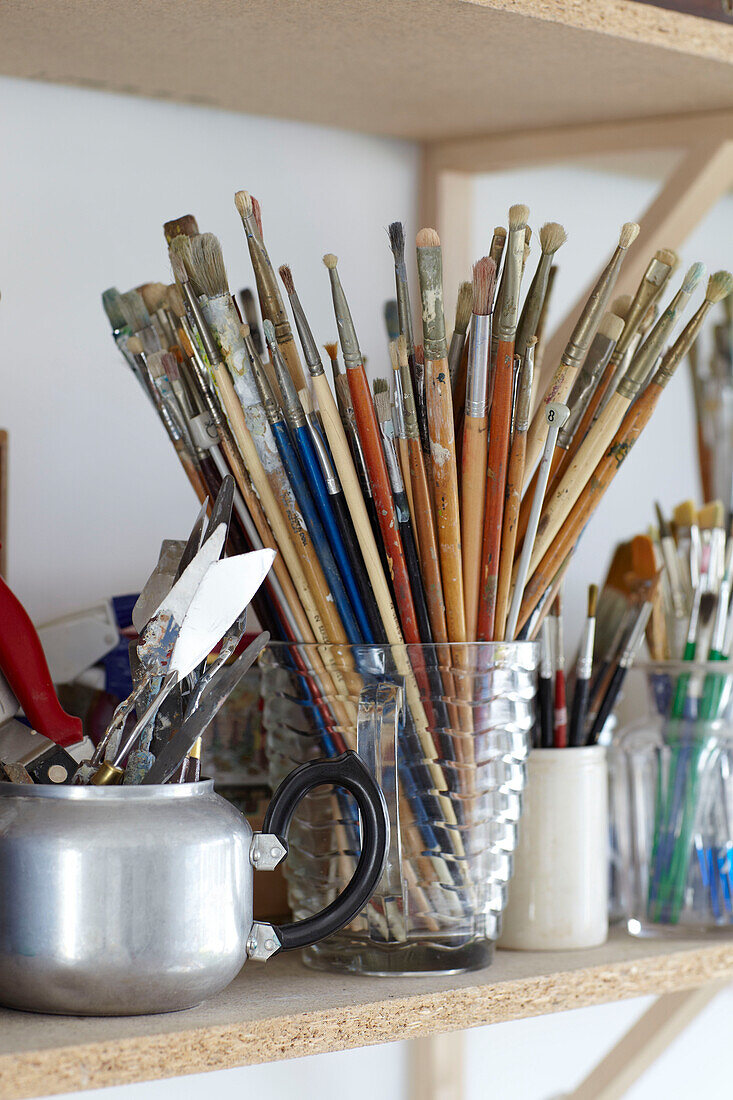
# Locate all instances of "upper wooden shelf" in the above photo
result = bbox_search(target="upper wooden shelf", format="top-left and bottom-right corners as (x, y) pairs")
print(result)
(1, 0), (732, 142)
(2, 930), (733, 1099)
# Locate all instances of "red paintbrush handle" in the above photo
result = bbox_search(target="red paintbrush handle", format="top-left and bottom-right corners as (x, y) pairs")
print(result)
(477, 342), (514, 640)
(0, 575), (83, 746)
(346, 364), (420, 643)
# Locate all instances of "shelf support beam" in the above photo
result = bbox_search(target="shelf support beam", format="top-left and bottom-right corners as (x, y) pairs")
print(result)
(408, 1032), (465, 1100)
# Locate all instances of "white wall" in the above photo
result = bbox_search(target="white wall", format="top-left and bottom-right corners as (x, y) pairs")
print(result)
(0, 76), (418, 622)
(2, 76), (732, 1100)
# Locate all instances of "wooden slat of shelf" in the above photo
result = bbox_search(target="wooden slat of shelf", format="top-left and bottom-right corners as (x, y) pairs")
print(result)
(0, 1), (731, 141)
(1, 930), (732, 1099)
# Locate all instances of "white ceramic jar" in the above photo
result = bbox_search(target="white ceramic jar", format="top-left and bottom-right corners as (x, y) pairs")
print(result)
(500, 746), (608, 950)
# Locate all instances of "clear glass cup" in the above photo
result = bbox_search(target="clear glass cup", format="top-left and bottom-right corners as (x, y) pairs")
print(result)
(623, 661), (733, 937)
(261, 641), (537, 975)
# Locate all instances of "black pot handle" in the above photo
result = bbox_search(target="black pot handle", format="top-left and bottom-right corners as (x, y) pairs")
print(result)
(262, 750), (388, 952)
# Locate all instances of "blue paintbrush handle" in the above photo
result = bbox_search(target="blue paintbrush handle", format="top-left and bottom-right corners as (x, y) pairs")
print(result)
(294, 424), (375, 643)
(270, 419), (362, 644)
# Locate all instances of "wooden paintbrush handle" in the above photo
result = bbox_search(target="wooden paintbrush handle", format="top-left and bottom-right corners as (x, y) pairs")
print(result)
(495, 427), (527, 640)
(460, 414), (488, 642)
(551, 358), (618, 488)
(347, 364), (421, 643)
(426, 357), (466, 644)
(477, 342), (514, 641)
(311, 372), (403, 646)
(526, 391), (629, 583)
(407, 437), (448, 644)
(278, 334), (308, 395)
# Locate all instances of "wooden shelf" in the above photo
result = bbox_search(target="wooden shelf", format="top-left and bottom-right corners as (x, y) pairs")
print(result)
(2, 929), (733, 1098)
(0, 1), (731, 141)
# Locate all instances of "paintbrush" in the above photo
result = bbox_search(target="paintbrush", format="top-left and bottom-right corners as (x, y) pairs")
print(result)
(655, 501), (688, 626)
(674, 499), (702, 602)
(588, 595), (654, 744)
(396, 336), (449, 648)
(632, 532), (670, 663)
(569, 585), (598, 746)
(477, 204), (528, 640)
(448, 279), (473, 392)
(526, 263), (706, 588)
(373, 380), (433, 643)
(538, 617), (554, 748)
(515, 222), (567, 363)
(388, 340), (417, 539)
(388, 222), (430, 458)
(416, 228), (466, 644)
(523, 222), (640, 490)
(163, 215), (199, 244)
(323, 252), (422, 642)
(461, 256), (496, 640)
(495, 339), (535, 640)
(516, 272), (733, 634)
(551, 592), (567, 748)
(489, 227), (507, 271)
(531, 264), (558, 395)
(489, 209), (527, 371)
(234, 190), (307, 392)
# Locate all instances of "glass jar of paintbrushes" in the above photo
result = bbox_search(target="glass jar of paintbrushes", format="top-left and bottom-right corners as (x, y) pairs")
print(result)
(262, 640), (537, 975)
(623, 661), (733, 936)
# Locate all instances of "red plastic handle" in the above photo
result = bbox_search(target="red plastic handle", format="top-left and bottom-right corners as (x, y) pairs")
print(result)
(0, 576), (83, 747)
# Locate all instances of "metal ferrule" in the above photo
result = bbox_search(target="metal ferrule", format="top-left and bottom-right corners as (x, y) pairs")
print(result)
(496, 227), (525, 341)
(447, 330), (466, 383)
(305, 413), (339, 494)
(288, 290), (324, 376)
(377, 417), (406, 498)
(516, 251), (553, 359)
(514, 343), (535, 433)
(621, 604), (653, 667)
(652, 300), (713, 389)
(416, 246), (448, 361)
(564, 245), (627, 369)
(326, 267), (363, 367)
(267, 338), (306, 431)
(539, 618), (553, 678)
(616, 257), (672, 358)
(394, 264), (415, 352)
(345, 411), (372, 496)
(465, 312), (492, 417)
(182, 282), (222, 367)
(618, 286), (692, 401)
(239, 212), (293, 344)
(577, 620), (596, 680)
(392, 379), (407, 439)
(558, 333), (615, 448)
(248, 348), (281, 427)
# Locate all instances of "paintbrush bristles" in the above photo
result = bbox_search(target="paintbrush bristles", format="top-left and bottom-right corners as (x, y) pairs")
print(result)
(234, 190), (253, 218)
(322, 253), (338, 269)
(598, 312), (625, 342)
(472, 256), (497, 317)
(539, 222), (567, 255)
(682, 262), (706, 295)
(169, 235), (195, 286)
(588, 584), (598, 618)
(324, 342), (339, 364)
(619, 222), (640, 249)
(190, 233), (229, 299)
(656, 248), (678, 268)
(167, 284), (185, 319)
(416, 228), (440, 248)
(119, 290), (152, 333)
(508, 204), (529, 231)
(387, 221), (406, 260)
(102, 288), (127, 331)
(262, 318), (277, 348)
(706, 271), (733, 303)
(454, 281), (473, 334)
(278, 264), (295, 295)
(372, 384), (392, 426)
(126, 336), (143, 355)
(139, 283), (168, 314)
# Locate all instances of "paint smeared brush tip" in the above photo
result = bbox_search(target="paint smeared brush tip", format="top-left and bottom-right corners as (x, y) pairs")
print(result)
(102, 288), (126, 330)
(706, 271), (733, 303)
(119, 289), (152, 333)
(262, 318), (276, 345)
(278, 264), (295, 294)
(138, 282), (168, 314)
(599, 311), (625, 341)
(619, 222), (640, 248)
(323, 342), (339, 361)
(190, 233), (229, 298)
(493, 226), (507, 239)
(471, 256), (496, 317)
(508, 204), (529, 231)
(682, 262), (706, 294)
(673, 500), (697, 528)
(539, 222), (567, 254)
(455, 280), (474, 332)
(588, 584), (598, 618)
(240, 323), (251, 338)
(384, 299), (399, 338)
(372, 382), (392, 424)
(372, 377), (390, 396)
(387, 221), (405, 259)
(322, 253), (338, 269)
(655, 248), (678, 268)
(416, 228), (440, 248)
(169, 234), (194, 285)
(397, 334), (407, 362)
(698, 500), (725, 529)
(234, 190), (253, 217)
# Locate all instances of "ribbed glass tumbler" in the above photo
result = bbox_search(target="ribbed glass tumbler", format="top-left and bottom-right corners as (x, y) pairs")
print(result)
(261, 641), (537, 975)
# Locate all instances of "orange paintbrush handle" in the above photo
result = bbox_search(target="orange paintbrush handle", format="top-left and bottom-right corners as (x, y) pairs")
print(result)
(460, 413), (488, 641)
(346, 362), (420, 643)
(477, 340), (514, 640)
(408, 436), (448, 644)
(495, 424), (527, 639)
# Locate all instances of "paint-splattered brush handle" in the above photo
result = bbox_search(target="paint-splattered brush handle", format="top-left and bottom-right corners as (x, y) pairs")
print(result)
(477, 341), (514, 640)
(460, 413), (488, 642)
(407, 436), (448, 645)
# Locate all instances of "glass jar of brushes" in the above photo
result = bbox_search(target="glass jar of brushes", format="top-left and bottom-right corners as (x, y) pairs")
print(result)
(620, 661), (733, 937)
(261, 640), (537, 975)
